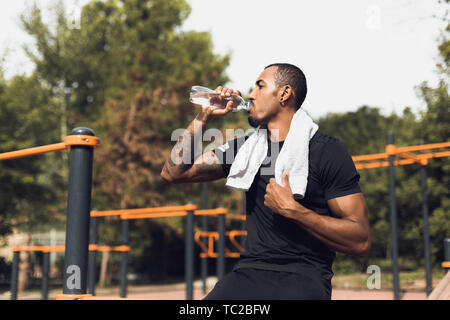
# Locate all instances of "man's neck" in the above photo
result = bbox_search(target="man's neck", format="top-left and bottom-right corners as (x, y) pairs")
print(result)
(267, 108), (296, 142)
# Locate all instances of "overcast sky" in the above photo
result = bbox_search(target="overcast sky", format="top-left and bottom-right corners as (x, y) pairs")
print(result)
(0, 0), (447, 119)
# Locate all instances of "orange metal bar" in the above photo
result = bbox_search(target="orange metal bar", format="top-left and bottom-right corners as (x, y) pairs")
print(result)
(226, 213), (246, 221)
(442, 261), (450, 268)
(42, 245), (66, 253)
(79, 296), (131, 300)
(121, 211), (187, 220)
(195, 230), (247, 258)
(396, 141), (450, 153)
(208, 233), (218, 258)
(56, 293), (93, 300)
(225, 250), (241, 258)
(0, 142), (67, 161)
(112, 245), (131, 252)
(0, 134), (101, 162)
(12, 245), (128, 253)
(12, 246), (47, 252)
(355, 159), (417, 170)
(64, 135), (100, 148)
(352, 141), (450, 170)
(91, 204), (196, 217)
(194, 232), (209, 257)
(194, 208), (228, 216)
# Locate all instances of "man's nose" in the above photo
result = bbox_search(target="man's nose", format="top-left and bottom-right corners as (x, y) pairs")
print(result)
(248, 87), (256, 100)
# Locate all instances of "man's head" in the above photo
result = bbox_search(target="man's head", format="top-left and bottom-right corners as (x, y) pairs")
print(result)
(247, 63), (307, 128)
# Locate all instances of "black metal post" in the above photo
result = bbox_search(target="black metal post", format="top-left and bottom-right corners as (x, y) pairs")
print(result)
(88, 215), (98, 295)
(62, 127), (95, 295)
(201, 182), (208, 294)
(217, 210), (225, 281)
(10, 251), (19, 300)
(387, 132), (400, 300)
(185, 205), (194, 300)
(420, 156), (432, 296)
(120, 219), (129, 298)
(444, 238), (450, 272)
(42, 251), (50, 300)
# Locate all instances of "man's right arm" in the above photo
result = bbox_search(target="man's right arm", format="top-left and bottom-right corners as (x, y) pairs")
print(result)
(160, 86), (238, 183)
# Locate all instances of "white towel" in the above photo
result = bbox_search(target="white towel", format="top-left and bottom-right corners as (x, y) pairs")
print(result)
(225, 108), (318, 199)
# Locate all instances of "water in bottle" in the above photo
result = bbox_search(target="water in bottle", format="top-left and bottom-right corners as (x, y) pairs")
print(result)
(189, 86), (251, 112)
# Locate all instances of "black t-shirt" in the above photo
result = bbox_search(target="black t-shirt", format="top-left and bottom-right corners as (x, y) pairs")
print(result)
(213, 130), (361, 283)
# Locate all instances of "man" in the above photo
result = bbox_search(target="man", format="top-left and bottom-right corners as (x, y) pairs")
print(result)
(161, 63), (370, 300)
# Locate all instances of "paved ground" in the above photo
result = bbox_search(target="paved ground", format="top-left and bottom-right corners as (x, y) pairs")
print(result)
(2, 277), (428, 300)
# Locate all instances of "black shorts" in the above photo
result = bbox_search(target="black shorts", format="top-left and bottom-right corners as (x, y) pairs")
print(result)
(203, 268), (331, 300)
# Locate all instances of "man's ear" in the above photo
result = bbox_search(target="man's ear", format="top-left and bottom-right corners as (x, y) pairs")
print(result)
(279, 85), (293, 104)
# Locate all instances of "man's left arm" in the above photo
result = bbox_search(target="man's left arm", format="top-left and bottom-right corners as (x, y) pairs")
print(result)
(264, 173), (371, 257)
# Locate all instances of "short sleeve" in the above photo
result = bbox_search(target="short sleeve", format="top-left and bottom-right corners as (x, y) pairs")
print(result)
(212, 135), (248, 177)
(320, 139), (361, 200)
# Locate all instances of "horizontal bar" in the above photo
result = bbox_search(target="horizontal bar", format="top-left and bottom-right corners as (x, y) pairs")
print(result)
(226, 213), (246, 221)
(355, 159), (417, 170)
(91, 204), (197, 217)
(121, 211), (187, 220)
(12, 245), (129, 253)
(63, 135), (100, 148)
(78, 296), (131, 300)
(352, 142), (450, 165)
(93, 245), (131, 252)
(0, 142), (67, 161)
(194, 208), (228, 215)
(0, 135), (101, 162)
(396, 141), (450, 153)
(442, 261), (450, 268)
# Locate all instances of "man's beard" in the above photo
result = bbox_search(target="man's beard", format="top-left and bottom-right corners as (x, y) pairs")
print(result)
(247, 115), (262, 128)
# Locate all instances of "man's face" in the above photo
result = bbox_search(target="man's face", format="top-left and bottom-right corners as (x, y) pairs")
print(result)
(247, 66), (281, 128)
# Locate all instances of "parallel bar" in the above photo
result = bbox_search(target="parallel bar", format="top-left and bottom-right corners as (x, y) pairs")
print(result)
(388, 132), (400, 300)
(0, 142), (67, 161)
(121, 211), (187, 220)
(194, 208), (228, 215)
(396, 141), (450, 153)
(91, 205), (196, 217)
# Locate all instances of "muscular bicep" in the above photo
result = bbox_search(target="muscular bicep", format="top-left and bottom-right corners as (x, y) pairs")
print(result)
(177, 151), (226, 183)
(327, 193), (370, 230)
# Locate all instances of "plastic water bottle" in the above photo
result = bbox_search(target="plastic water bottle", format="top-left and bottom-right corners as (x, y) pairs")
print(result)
(189, 85), (251, 112)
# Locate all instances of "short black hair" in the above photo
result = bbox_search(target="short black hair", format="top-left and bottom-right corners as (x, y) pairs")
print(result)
(264, 63), (307, 110)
